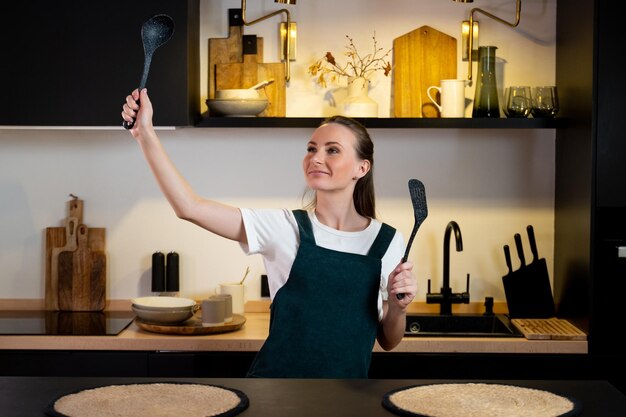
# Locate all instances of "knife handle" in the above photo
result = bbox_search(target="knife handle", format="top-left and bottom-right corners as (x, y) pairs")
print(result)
(527, 225), (539, 261)
(514, 233), (526, 266)
(504, 245), (513, 274)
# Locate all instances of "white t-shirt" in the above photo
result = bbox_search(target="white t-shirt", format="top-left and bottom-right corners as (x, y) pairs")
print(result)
(239, 208), (405, 321)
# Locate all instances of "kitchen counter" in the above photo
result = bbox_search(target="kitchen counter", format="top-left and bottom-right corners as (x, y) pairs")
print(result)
(0, 310), (587, 354)
(1, 377), (624, 416)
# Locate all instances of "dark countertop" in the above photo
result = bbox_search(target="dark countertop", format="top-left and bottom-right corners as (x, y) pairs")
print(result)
(1, 377), (624, 416)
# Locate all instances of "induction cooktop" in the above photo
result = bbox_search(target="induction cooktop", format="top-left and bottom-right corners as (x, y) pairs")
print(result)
(0, 310), (135, 336)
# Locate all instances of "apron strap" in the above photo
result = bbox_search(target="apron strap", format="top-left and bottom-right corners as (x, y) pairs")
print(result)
(367, 223), (396, 259)
(292, 209), (315, 244)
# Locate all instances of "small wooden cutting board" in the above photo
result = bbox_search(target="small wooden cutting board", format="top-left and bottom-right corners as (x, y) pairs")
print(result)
(511, 318), (587, 340)
(47, 217), (78, 311)
(57, 224), (106, 312)
(208, 9), (247, 106)
(215, 35), (285, 117)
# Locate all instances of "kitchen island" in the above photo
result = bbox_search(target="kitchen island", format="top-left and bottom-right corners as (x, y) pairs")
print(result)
(1, 376), (624, 416)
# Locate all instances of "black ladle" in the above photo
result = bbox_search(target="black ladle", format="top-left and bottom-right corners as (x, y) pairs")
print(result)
(123, 14), (175, 129)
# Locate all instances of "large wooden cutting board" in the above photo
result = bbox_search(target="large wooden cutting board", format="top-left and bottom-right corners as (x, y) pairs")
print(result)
(44, 197), (106, 311)
(45, 226), (106, 310)
(392, 26), (457, 118)
(57, 224), (106, 312)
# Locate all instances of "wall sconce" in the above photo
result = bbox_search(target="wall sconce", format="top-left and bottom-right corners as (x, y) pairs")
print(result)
(280, 21), (297, 61)
(461, 20), (479, 62)
(454, 0), (522, 80)
(241, 0), (297, 81)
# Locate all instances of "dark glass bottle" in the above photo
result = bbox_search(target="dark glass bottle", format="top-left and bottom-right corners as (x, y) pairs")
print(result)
(472, 46), (500, 118)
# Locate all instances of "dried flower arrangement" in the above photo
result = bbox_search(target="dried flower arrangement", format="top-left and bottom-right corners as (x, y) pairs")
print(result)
(308, 33), (392, 88)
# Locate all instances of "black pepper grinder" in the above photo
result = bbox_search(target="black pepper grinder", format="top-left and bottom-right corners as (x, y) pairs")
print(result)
(151, 252), (166, 292)
(166, 251), (179, 292)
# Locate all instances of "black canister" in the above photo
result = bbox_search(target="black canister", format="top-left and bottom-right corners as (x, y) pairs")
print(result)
(166, 251), (179, 292)
(151, 252), (166, 292)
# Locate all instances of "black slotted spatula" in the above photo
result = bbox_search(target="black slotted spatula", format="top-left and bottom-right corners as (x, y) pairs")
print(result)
(397, 179), (428, 300)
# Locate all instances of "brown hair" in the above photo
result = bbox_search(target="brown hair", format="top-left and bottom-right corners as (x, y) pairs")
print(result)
(303, 115), (376, 219)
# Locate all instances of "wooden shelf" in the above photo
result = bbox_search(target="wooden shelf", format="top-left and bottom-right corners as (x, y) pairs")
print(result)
(195, 117), (564, 129)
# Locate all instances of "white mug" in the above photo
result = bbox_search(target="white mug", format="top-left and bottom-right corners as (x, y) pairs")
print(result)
(427, 79), (468, 118)
(218, 283), (245, 315)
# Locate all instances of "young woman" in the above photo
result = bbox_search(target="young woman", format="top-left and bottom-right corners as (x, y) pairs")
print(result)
(122, 88), (417, 378)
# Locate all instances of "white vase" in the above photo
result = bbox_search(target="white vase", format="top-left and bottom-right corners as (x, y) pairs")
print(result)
(342, 77), (378, 118)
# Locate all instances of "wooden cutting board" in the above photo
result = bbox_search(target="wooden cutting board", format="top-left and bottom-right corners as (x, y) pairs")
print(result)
(135, 314), (246, 335)
(48, 217), (78, 311)
(58, 224), (106, 312)
(215, 35), (286, 117)
(392, 26), (457, 118)
(511, 318), (587, 340)
(45, 197), (106, 311)
(207, 9), (247, 106)
(208, 9), (285, 116)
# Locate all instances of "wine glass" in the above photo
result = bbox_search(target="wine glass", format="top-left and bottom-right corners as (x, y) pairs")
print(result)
(503, 86), (532, 118)
(531, 86), (559, 118)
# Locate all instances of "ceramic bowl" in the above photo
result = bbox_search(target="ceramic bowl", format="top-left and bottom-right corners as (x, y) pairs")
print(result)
(206, 98), (269, 117)
(215, 89), (260, 100)
(132, 304), (195, 324)
(131, 296), (196, 311)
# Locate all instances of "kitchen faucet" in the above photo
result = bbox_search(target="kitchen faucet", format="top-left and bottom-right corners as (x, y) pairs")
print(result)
(427, 220), (470, 315)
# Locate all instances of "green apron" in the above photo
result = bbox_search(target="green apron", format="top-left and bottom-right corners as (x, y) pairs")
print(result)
(247, 209), (396, 378)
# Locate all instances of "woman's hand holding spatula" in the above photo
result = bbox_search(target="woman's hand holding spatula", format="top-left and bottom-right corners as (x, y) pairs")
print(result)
(396, 179), (428, 300)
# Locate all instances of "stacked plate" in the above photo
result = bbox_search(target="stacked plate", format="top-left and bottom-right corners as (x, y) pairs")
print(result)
(207, 87), (269, 116)
(131, 296), (198, 324)
(206, 98), (268, 117)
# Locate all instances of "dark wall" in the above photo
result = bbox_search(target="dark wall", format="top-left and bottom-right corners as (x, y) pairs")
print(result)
(0, 0), (199, 126)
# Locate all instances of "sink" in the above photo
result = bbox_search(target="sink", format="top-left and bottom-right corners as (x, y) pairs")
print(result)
(404, 313), (523, 337)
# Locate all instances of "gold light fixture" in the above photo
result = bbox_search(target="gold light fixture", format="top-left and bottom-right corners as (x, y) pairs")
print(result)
(280, 21), (297, 61)
(461, 20), (479, 62)
(454, 0), (522, 80)
(241, 0), (297, 81)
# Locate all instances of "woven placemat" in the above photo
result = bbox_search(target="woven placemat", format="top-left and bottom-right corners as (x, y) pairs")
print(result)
(382, 383), (581, 417)
(45, 382), (249, 417)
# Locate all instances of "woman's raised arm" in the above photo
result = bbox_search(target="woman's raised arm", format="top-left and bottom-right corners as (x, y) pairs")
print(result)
(122, 88), (246, 243)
